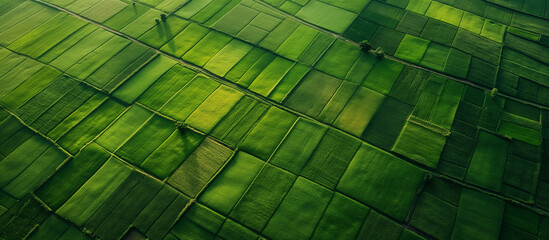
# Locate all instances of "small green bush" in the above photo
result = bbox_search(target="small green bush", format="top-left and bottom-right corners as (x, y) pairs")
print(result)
(359, 40), (372, 52)
(490, 88), (498, 98)
(175, 121), (187, 132)
(374, 47), (384, 58)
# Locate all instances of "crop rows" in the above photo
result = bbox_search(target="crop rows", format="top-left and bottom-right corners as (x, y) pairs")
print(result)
(0, 0), (548, 239)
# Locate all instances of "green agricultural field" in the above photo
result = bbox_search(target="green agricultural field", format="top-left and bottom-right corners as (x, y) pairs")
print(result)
(0, 0), (548, 239)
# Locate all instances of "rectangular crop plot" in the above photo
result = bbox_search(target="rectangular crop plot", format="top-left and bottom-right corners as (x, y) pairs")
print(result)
(248, 57), (295, 97)
(396, 11), (428, 36)
(452, 28), (502, 65)
(170, 204), (220, 239)
(160, 23), (210, 57)
(0, 135), (68, 198)
(425, 1), (464, 26)
(1, 144), (66, 198)
(0, 66), (60, 110)
(392, 117), (448, 168)
(498, 118), (541, 146)
(210, 97), (268, 147)
(36, 143), (110, 210)
(49, 28), (113, 71)
(299, 33), (335, 66)
(420, 43), (450, 72)
(300, 128), (362, 189)
(102, 3), (149, 30)
(217, 219), (259, 240)
(337, 143), (426, 221)
(262, 177), (332, 240)
(87, 43), (156, 92)
(444, 48), (471, 79)
(388, 67), (430, 105)
(140, 128), (204, 179)
(46, 92), (107, 141)
(317, 81), (359, 124)
(363, 97), (414, 150)
(86, 174), (166, 240)
(420, 19), (458, 46)
(268, 63), (310, 102)
(58, 99), (125, 154)
(96, 105), (153, 152)
(199, 151), (264, 215)
(119, 9), (163, 39)
(465, 131), (509, 192)
(316, 0), (369, 13)
(0, 5), (58, 47)
(431, 80), (465, 129)
(137, 65), (197, 110)
(0, 2), (44, 34)
(315, 39), (362, 79)
(295, 0), (356, 33)
(355, 210), (403, 239)
(361, 1), (405, 28)
(362, 59), (404, 95)
(311, 193), (370, 240)
(80, 0), (127, 23)
(480, 19), (506, 43)
(213, 4), (259, 36)
(260, 18), (300, 51)
(394, 34), (430, 64)
(230, 164), (297, 231)
(113, 55), (177, 104)
(9, 13), (87, 59)
(38, 24), (98, 64)
(182, 31), (232, 67)
(451, 189), (505, 240)
(56, 157), (132, 226)
(115, 115), (175, 166)
(168, 138), (233, 197)
(0, 57), (43, 99)
(410, 182), (459, 240)
(459, 12), (484, 34)
(138, 16), (190, 49)
(160, 75), (219, 122)
(27, 215), (75, 240)
(15, 75), (78, 124)
(285, 70), (342, 117)
(334, 86), (385, 136)
(239, 107), (297, 160)
(269, 118), (327, 174)
(185, 85), (244, 133)
(203, 39), (253, 77)
(275, 25), (318, 61)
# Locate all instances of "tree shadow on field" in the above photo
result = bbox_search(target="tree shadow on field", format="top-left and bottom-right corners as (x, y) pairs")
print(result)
(159, 19), (177, 52)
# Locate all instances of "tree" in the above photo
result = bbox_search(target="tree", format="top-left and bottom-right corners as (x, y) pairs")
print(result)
(175, 121), (186, 132)
(160, 14), (167, 22)
(359, 40), (372, 52)
(490, 88), (498, 98)
(374, 47), (384, 58)
(155, 18), (160, 24)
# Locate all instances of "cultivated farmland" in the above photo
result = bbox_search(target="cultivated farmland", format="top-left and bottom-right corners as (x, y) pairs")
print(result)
(0, 0), (548, 239)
